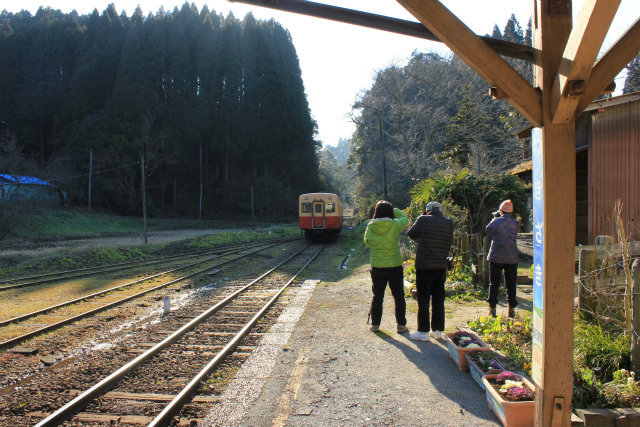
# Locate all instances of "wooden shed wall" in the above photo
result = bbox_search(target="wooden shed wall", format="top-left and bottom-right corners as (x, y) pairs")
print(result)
(588, 100), (640, 243)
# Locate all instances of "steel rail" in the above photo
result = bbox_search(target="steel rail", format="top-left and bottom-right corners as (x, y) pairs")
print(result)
(149, 245), (323, 427)
(0, 246), (218, 286)
(0, 237), (300, 291)
(34, 244), (314, 427)
(0, 239), (291, 329)
(0, 239), (299, 349)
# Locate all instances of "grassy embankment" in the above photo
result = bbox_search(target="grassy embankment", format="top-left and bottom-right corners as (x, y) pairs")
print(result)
(8, 207), (251, 241)
(0, 207), (299, 278)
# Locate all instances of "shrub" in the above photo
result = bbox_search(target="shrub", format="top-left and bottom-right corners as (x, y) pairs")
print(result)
(602, 370), (640, 407)
(574, 320), (631, 383)
(408, 169), (527, 234)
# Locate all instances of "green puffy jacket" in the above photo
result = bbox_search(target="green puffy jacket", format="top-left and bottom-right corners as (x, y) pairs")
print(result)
(364, 208), (408, 268)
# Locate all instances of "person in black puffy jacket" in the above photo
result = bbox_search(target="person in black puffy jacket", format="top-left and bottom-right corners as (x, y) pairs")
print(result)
(407, 201), (453, 341)
(485, 199), (520, 318)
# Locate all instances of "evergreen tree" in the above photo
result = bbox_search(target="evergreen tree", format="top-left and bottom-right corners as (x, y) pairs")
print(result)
(491, 25), (502, 39)
(0, 5), (319, 217)
(502, 14), (524, 44)
(623, 54), (640, 94)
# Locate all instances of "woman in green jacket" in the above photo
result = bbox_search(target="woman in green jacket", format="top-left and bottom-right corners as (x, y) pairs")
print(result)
(364, 200), (409, 333)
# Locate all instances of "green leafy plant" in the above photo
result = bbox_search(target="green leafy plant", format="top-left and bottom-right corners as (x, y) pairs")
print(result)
(448, 255), (473, 283)
(574, 320), (631, 383)
(403, 259), (416, 286)
(469, 315), (532, 375)
(444, 256), (486, 301)
(602, 369), (640, 407)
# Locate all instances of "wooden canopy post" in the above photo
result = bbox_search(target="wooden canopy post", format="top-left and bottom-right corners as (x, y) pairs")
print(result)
(531, 2), (575, 426)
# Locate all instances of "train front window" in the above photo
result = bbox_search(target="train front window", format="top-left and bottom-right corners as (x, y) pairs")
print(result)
(325, 202), (335, 213)
(301, 203), (312, 213)
(314, 203), (323, 214)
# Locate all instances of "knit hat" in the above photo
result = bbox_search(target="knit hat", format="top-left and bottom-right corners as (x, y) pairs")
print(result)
(426, 201), (442, 211)
(499, 199), (513, 213)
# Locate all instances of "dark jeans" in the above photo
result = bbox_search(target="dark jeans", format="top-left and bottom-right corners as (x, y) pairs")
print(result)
(487, 262), (518, 308)
(370, 266), (406, 326)
(415, 268), (446, 332)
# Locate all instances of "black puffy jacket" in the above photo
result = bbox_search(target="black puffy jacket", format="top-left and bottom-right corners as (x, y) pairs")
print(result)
(408, 210), (454, 270)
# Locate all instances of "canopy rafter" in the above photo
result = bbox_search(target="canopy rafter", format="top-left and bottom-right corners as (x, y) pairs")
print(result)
(551, 0), (620, 123)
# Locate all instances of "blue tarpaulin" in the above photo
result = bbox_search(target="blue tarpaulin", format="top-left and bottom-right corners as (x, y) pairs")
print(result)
(0, 174), (52, 186)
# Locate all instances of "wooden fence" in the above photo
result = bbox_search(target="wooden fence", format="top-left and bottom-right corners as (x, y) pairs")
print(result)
(451, 232), (490, 289)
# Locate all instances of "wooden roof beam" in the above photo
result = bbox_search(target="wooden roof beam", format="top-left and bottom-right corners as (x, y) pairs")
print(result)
(396, 0), (542, 126)
(576, 16), (640, 114)
(228, 0), (535, 61)
(551, 0), (620, 124)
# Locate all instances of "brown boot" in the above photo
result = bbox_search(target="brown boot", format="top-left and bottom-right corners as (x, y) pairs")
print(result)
(508, 306), (516, 318)
(489, 306), (496, 318)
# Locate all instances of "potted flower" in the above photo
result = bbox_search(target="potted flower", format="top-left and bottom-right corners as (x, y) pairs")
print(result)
(445, 330), (490, 371)
(482, 371), (535, 427)
(465, 350), (503, 390)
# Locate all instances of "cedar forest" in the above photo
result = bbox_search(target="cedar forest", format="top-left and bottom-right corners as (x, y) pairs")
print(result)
(1, 4), (639, 220)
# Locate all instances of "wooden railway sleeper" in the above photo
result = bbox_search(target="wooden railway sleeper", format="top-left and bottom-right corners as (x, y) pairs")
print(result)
(33, 244), (317, 427)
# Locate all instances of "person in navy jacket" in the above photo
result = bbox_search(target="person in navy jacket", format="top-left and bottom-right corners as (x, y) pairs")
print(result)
(485, 199), (520, 318)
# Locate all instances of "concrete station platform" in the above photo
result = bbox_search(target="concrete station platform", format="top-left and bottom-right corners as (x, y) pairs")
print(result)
(203, 273), (502, 426)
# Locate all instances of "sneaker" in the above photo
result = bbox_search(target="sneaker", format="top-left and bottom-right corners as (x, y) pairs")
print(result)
(508, 306), (516, 318)
(409, 331), (430, 341)
(397, 324), (409, 333)
(370, 324), (380, 332)
(429, 330), (442, 340)
(489, 306), (497, 318)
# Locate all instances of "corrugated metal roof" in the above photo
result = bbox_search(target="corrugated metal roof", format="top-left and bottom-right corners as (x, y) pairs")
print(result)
(0, 174), (52, 186)
(584, 91), (640, 112)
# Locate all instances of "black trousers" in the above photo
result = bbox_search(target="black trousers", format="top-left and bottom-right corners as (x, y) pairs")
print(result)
(487, 262), (518, 308)
(369, 266), (406, 326)
(415, 268), (446, 332)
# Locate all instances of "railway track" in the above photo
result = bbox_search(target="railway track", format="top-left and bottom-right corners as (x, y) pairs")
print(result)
(8, 243), (323, 426)
(0, 237), (299, 291)
(0, 237), (299, 350)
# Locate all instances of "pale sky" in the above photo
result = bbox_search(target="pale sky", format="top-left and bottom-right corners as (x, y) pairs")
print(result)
(1, 1), (639, 147)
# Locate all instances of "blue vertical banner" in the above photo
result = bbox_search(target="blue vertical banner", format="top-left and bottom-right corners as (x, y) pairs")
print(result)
(531, 128), (544, 387)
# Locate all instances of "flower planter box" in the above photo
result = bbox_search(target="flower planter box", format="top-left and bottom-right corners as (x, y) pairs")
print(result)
(482, 373), (535, 427)
(445, 331), (491, 371)
(465, 350), (503, 390)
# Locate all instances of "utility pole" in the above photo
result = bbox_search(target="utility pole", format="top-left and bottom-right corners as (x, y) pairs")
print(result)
(199, 142), (203, 221)
(88, 149), (93, 213)
(378, 109), (388, 200)
(140, 156), (148, 244)
(251, 185), (255, 226)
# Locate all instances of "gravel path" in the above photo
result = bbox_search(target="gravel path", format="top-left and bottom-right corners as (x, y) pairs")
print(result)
(237, 264), (501, 427)
(0, 228), (246, 259)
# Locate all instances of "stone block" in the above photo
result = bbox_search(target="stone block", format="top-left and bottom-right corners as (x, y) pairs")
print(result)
(40, 355), (56, 366)
(572, 412), (585, 426)
(614, 408), (640, 427)
(7, 347), (38, 355)
(595, 235), (615, 245)
(575, 409), (616, 427)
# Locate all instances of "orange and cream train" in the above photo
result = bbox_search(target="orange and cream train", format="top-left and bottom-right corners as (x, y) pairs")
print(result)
(298, 193), (343, 241)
